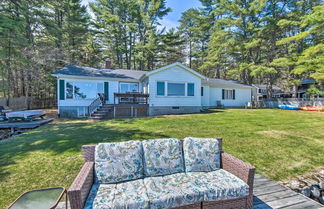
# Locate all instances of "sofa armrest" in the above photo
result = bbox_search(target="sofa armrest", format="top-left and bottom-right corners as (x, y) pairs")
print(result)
(68, 162), (94, 209)
(221, 152), (255, 195)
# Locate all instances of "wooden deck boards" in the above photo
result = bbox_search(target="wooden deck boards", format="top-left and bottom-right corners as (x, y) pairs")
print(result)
(0, 118), (53, 129)
(253, 174), (323, 209)
(56, 174), (324, 209)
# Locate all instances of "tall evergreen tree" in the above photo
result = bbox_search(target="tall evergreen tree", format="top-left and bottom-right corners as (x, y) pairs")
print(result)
(90, 0), (171, 70)
(201, 0), (266, 84)
(273, 1), (323, 84)
(0, 0), (91, 100)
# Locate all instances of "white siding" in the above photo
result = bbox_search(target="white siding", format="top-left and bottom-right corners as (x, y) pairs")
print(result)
(201, 85), (210, 107)
(208, 87), (251, 107)
(107, 81), (119, 104)
(148, 66), (202, 107)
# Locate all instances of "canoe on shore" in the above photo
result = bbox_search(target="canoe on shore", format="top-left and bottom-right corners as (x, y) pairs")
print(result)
(300, 106), (324, 111)
(278, 105), (300, 110)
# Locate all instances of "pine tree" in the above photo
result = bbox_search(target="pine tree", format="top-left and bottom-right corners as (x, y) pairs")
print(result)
(201, 0), (266, 84)
(0, 0), (91, 101)
(178, 9), (201, 68)
(90, 0), (171, 70)
(158, 29), (185, 66)
(272, 1), (323, 95)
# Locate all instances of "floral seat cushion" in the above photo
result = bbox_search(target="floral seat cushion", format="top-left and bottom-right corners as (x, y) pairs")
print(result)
(84, 184), (115, 209)
(186, 169), (249, 201)
(144, 169), (248, 209)
(142, 138), (184, 177)
(84, 179), (149, 209)
(144, 173), (204, 209)
(95, 141), (144, 183)
(84, 170), (248, 209)
(183, 137), (221, 172)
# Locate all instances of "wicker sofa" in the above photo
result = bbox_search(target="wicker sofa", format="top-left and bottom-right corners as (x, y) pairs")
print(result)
(68, 137), (255, 209)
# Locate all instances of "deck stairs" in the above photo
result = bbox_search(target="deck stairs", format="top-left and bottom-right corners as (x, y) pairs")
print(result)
(89, 104), (113, 120)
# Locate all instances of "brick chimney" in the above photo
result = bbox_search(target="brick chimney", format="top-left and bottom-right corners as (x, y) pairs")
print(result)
(105, 59), (112, 69)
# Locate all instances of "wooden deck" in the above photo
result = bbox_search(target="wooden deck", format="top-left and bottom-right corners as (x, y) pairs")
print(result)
(0, 118), (54, 129)
(253, 174), (323, 209)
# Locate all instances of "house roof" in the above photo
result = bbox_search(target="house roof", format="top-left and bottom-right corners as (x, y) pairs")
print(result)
(52, 65), (147, 80)
(52, 64), (253, 89)
(203, 78), (253, 88)
(252, 84), (281, 90)
(300, 78), (315, 85)
(142, 62), (206, 80)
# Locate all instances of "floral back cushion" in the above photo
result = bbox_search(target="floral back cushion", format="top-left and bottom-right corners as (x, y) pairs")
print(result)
(95, 141), (144, 183)
(183, 137), (221, 172)
(142, 138), (185, 177)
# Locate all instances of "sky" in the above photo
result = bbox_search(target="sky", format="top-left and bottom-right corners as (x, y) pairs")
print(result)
(159, 0), (202, 29)
(81, 0), (202, 30)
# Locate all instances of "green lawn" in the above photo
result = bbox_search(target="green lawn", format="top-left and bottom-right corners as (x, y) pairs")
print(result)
(1, 109), (324, 208)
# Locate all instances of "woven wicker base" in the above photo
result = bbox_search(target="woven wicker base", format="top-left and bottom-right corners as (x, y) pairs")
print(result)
(173, 202), (201, 209)
(203, 196), (250, 209)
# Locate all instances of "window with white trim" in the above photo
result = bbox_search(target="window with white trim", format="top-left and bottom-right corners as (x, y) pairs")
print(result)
(223, 89), (235, 100)
(167, 83), (185, 96)
(119, 82), (139, 93)
(66, 82), (103, 99)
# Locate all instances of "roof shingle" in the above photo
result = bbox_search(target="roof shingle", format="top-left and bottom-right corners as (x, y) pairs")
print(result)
(52, 65), (147, 80)
(203, 78), (252, 88)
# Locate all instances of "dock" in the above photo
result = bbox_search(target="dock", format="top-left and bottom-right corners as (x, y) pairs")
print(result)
(0, 118), (54, 129)
(253, 174), (323, 209)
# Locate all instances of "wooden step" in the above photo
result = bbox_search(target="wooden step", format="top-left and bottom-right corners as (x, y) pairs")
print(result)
(91, 113), (107, 117)
(102, 104), (114, 107)
(97, 108), (113, 112)
(89, 116), (105, 120)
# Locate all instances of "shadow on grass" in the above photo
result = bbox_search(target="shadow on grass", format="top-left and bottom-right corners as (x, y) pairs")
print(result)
(148, 109), (226, 119)
(200, 109), (225, 114)
(0, 119), (169, 179)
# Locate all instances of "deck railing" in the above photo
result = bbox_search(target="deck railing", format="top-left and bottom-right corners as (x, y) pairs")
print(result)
(114, 92), (149, 104)
(88, 97), (102, 117)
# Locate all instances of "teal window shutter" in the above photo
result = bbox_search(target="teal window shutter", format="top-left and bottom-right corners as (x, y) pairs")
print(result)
(233, 89), (235, 100)
(59, 80), (65, 100)
(201, 87), (204, 96)
(157, 81), (165, 96)
(222, 89), (225, 100)
(187, 83), (194, 96)
(104, 82), (109, 100)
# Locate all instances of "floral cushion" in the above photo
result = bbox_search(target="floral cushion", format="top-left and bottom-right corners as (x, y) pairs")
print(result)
(95, 141), (144, 183)
(142, 138), (184, 177)
(85, 184), (116, 209)
(84, 179), (149, 209)
(113, 179), (149, 209)
(183, 137), (221, 172)
(84, 170), (248, 209)
(186, 169), (249, 201)
(144, 173), (204, 209)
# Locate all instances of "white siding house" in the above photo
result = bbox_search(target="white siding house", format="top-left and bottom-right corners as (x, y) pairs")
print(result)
(142, 64), (205, 115)
(202, 79), (252, 108)
(52, 62), (253, 117)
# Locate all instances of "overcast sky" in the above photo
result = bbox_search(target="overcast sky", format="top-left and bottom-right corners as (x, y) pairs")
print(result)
(81, 0), (202, 30)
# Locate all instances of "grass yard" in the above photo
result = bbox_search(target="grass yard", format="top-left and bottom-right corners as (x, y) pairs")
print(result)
(1, 109), (324, 208)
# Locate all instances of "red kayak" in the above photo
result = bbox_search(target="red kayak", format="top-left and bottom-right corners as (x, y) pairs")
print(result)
(300, 106), (324, 111)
